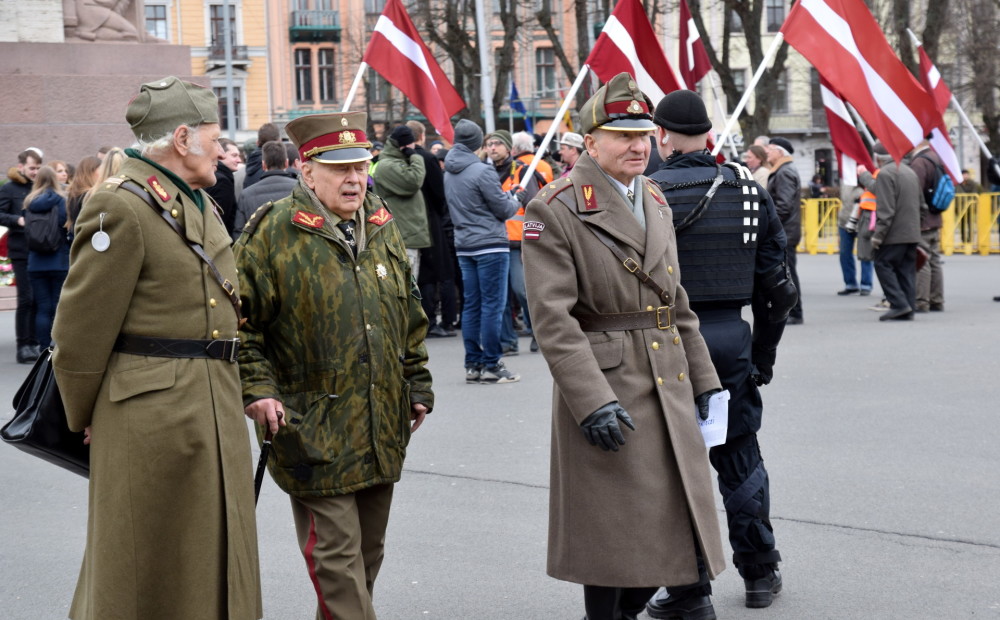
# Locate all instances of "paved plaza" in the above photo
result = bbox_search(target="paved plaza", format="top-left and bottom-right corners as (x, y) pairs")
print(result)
(2, 253), (999, 619)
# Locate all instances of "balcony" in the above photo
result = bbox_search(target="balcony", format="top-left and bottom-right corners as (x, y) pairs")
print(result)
(290, 10), (342, 43)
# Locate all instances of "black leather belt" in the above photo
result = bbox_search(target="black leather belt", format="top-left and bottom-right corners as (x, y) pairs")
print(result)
(113, 334), (240, 363)
(575, 306), (675, 332)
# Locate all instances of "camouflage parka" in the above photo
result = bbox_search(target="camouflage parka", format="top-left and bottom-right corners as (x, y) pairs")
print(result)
(234, 183), (433, 497)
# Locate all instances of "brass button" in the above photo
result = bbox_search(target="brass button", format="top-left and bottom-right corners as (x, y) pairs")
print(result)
(646, 305), (654, 311)
(678, 372), (686, 381)
(673, 336), (681, 345)
(170, 209), (179, 218)
(667, 265), (674, 274)
(656, 377), (664, 386)
(651, 342), (659, 350)
(211, 329), (220, 339)
(209, 298), (217, 308)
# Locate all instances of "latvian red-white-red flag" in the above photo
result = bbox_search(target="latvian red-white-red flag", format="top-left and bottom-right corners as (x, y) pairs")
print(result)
(678, 0), (712, 89)
(916, 45), (953, 116)
(585, 0), (682, 102)
(362, 0), (465, 143)
(819, 75), (874, 186)
(780, 0), (960, 181)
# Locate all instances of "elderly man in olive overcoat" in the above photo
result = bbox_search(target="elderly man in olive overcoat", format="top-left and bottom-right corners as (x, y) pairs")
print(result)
(522, 72), (725, 620)
(51, 77), (261, 619)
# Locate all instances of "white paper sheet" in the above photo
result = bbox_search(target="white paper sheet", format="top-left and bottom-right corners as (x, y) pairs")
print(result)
(697, 389), (730, 448)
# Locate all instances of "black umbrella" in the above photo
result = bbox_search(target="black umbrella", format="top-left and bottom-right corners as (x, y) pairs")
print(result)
(254, 429), (273, 506)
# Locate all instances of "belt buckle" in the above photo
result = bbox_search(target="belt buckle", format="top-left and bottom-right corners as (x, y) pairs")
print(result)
(226, 338), (240, 363)
(222, 279), (236, 295)
(655, 305), (674, 330)
(623, 257), (639, 273)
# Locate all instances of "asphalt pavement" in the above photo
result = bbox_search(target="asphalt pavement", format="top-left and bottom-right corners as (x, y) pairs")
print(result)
(2, 253), (999, 619)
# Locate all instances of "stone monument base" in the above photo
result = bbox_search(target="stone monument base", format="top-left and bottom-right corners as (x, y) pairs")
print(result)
(0, 42), (207, 165)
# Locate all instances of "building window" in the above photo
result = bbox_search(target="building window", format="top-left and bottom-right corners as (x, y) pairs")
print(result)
(214, 86), (242, 131)
(145, 3), (169, 40)
(365, 0), (386, 13)
(765, 0), (785, 32)
(774, 71), (789, 113)
(729, 69), (745, 114)
(319, 48), (336, 102)
(209, 4), (238, 46)
(367, 67), (389, 103)
(535, 48), (556, 97)
(295, 49), (313, 103)
(729, 9), (743, 33)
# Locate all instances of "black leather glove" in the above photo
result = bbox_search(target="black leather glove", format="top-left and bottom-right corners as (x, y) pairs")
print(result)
(580, 402), (635, 451)
(694, 388), (722, 421)
(401, 147), (416, 159)
(750, 363), (772, 386)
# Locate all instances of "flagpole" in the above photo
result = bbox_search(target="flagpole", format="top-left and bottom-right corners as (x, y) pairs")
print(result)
(706, 72), (740, 159)
(342, 62), (368, 112)
(521, 64), (591, 187)
(845, 102), (875, 146)
(712, 33), (783, 157)
(475, 0), (495, 132)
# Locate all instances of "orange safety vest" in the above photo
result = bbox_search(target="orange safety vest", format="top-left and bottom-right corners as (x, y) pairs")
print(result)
(502, 161), (542, 241)
(516, 153), (554, 184)
(859, 169), (879, 211)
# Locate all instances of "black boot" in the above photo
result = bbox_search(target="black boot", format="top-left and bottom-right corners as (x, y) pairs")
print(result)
(16, 345), (38, 364)
(744, 569), (782, 608)
(645, 588), (716, 620)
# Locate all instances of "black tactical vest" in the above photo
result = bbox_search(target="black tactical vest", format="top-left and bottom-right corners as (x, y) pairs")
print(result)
(650, 156), (760, 304)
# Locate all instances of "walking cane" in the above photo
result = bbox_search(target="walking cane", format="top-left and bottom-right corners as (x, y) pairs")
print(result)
(254, 429), (273, 506)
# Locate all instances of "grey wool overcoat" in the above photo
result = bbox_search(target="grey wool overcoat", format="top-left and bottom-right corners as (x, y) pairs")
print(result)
(522, 153), (725, 587)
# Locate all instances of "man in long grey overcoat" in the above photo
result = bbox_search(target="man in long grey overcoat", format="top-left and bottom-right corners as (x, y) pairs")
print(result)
(522, 72), (725, 620)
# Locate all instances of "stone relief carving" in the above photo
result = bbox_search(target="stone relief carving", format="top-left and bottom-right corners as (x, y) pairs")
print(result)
(63, 0), (148, 42)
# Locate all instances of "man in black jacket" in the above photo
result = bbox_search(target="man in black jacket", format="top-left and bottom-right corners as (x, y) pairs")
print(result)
(766, 138), (804, 324)
(232, 141), (297, 240)
(406, 121), (458, 337)
(0, 149), (42, 362)
(242, 122), (280, 190)
(205, 138), (241, 238)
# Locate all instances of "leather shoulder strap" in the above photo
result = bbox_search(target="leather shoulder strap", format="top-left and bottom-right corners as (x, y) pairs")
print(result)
(119, 181), (241, 322)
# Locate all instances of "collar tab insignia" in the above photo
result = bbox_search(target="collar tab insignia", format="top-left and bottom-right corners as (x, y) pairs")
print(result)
(582, 185), (598, 211)
(292, 211), (325, 229)
(368, 207), (393, 226)
(147, 176), (171, 202)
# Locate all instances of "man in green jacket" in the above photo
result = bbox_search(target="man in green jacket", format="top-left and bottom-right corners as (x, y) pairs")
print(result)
(373, 124), (430, 275)
(235, 111), (433, 620)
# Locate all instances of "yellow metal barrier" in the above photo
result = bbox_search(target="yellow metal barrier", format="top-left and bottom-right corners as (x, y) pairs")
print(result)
(792, 193), (1000, 254)
(800, 198), (841, 255)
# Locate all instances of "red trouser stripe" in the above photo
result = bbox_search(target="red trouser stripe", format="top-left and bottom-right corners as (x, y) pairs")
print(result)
(304, 510), (335, 620)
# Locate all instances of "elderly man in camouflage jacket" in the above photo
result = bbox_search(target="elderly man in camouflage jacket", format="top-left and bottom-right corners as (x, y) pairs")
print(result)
(234, 111), (433, 620)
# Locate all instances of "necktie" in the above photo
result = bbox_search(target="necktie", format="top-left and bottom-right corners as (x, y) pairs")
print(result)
(627, 189), (634, 202)
(336, 220), (357, 257)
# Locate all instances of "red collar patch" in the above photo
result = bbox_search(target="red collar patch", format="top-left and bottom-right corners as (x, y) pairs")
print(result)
(582, 185), (598, 211)
(368, 207), (393, 226)
(147, 176), (171, 202)
(292, 211), (325, 229)
(646, 181), (666, 205)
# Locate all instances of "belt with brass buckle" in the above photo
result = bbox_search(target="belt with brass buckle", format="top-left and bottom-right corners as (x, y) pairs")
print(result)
(574, 306), (675, 332)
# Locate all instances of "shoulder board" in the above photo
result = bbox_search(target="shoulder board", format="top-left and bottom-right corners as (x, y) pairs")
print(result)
(242, 201), (276, 237)
(100, 175), (126, 191)
(539, 177), (574, 205)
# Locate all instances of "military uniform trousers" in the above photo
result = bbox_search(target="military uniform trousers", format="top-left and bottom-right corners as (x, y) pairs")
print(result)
(291, 484), (395, 620)
(698, 308), (780, 579)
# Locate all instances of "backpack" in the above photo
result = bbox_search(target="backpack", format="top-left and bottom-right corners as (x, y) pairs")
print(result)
(25, 205), (63, 253)
(917, 152), (955, 214)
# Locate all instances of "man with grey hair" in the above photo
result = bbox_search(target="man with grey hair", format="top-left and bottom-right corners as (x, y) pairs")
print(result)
(766, 137), (803, 324)
(558, 132), (585, 177)
(871, 142), (922, 320)
(51, 76), (262, 619)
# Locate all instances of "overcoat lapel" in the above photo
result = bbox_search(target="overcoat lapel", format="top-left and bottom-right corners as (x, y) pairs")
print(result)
(571, 155), (646, 254)
(641, 180), (670, 272)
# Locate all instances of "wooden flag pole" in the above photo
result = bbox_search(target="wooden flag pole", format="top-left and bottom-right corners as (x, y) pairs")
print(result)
(521, 64), (591, 187)
(342, 62), (368, 113)
(712, 33), (784, 157)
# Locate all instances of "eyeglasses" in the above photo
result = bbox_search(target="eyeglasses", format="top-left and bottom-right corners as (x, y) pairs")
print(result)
(485, 140), (505, 147)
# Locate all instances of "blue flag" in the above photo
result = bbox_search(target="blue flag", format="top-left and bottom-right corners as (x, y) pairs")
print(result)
(510, 81), (534, 133)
